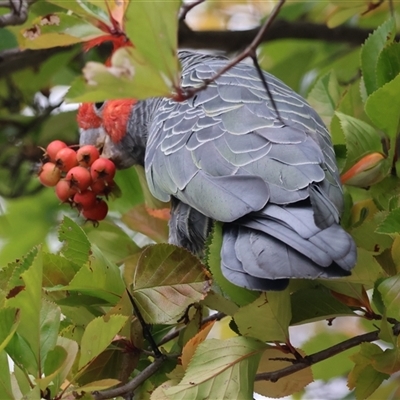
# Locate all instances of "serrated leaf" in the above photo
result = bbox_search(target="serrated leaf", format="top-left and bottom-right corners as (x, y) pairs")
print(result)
(79, 314), (128, 369)
(181, 321), (215, 370)
(59, 245), (125, 304)
(336, 112), (384, 173)
(19, 13), (104, 50)
(372, 348), (400, 374)
(376, 42), (400, 87)
(352, 365), (388, 400)
(6, 247), (43, 369)
(165, 337), (265, 400)
(254, 348), (313, 398)
(206, 223), (259, 307)
(58, 217), (91, 267)
(378, 275), (400, 320)
(83, 221), (140, 265)
(365, 73), (400, 140)
(43, 253), (80, 288)
(360, 18), (396, 95)
(290, 287), (354, 325)
(131, 244), (211, 324)
(376, 208), (400, 234)
(234, 291), (291, 342)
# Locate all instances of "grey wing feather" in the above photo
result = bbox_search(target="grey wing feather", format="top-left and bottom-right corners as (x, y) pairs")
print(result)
(145, 53), (342, 225)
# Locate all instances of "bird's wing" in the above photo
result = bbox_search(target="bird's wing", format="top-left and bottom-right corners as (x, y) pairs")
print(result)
(145, 54), (343, 226)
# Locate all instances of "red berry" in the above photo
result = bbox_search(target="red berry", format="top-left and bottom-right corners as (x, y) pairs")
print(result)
(90, 179), (107, 195)
(74, 190), (97, 209)
(46, 140), (67, 162)
(77, 145), (100, 168)
(91, 158), (116, 183)
(55, 148), (78, 172)
(66, 166), (92, 192)
(82, 199), (108, 221)
(55, 179), (77, 202)
(38, 162), (61, 187)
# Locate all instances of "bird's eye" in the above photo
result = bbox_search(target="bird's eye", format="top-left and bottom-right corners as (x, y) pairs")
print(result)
(94, 102), (104, 110)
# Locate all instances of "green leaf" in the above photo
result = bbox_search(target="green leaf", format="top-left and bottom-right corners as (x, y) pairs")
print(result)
(0, 308), (20, 353)
(378, 275), (400, 320)
(164, 337), (265, 400)
(58, 217), (91, 267)
(352, 365), (388, 400)
(0, 350), (13, 400)
(124, 0), (181, 88)
(376, 208), (400, 235)
(43, 253), (80, 288)
(372, 348), (400, 374)
(206, 223), (259, 307)
(351, 213), (392, 253)
(47, 0), (109, 24)
(6, 247), (43, 370)
(201, 290), (239, 317)
(234, 291), (291, 342)
(59, 245), (125, 304)
(19, 13), (104, 50)
(6, 332), (37, 376)
(376, 42), (400, 87)
(37, 345), (67, 390)
(130, 244), (211, 324)
(365, 74), (400, 139)
(335, 112), (384, 173)
(360, 18), (396, 95)
(290, 287), (354, 325)
(78, 314), (128, 369)
(307, 71), (341, 127)
(39, 300), (61, 370)
(83, 221), (140, 265)
(67, 46), (177, 103)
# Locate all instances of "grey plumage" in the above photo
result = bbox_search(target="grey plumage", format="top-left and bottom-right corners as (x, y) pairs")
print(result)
(80, 51), (357, 291)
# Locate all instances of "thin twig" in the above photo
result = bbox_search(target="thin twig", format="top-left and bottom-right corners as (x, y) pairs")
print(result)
(178, 0), (286, 101)
(255, 330), (380, 383)
(126, 289), (162, 358)
(179, 0), (205, 21)
(157, 311), (226, 347)
(92, 356), (166, 400)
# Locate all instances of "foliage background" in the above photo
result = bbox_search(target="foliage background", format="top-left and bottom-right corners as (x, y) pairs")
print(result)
(1, 0), (400, 399)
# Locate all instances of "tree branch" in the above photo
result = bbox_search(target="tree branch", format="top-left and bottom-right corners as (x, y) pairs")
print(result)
(256, 329), (381, 383)
(178, 19), (392, 52)
(92, 355), (166, 400)
(1, 20), (398, 79)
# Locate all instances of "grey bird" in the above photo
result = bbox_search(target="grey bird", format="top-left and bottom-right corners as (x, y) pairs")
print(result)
(78, 51), (357, 291)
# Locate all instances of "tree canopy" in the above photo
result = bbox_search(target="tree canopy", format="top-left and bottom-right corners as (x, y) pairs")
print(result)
(1, 1), (400, 399)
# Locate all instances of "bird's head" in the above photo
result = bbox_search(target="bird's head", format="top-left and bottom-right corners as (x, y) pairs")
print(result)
(77, 99), (138, 169)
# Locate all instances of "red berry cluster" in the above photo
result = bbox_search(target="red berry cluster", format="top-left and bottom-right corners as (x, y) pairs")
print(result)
(38, 140), (117, 223)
